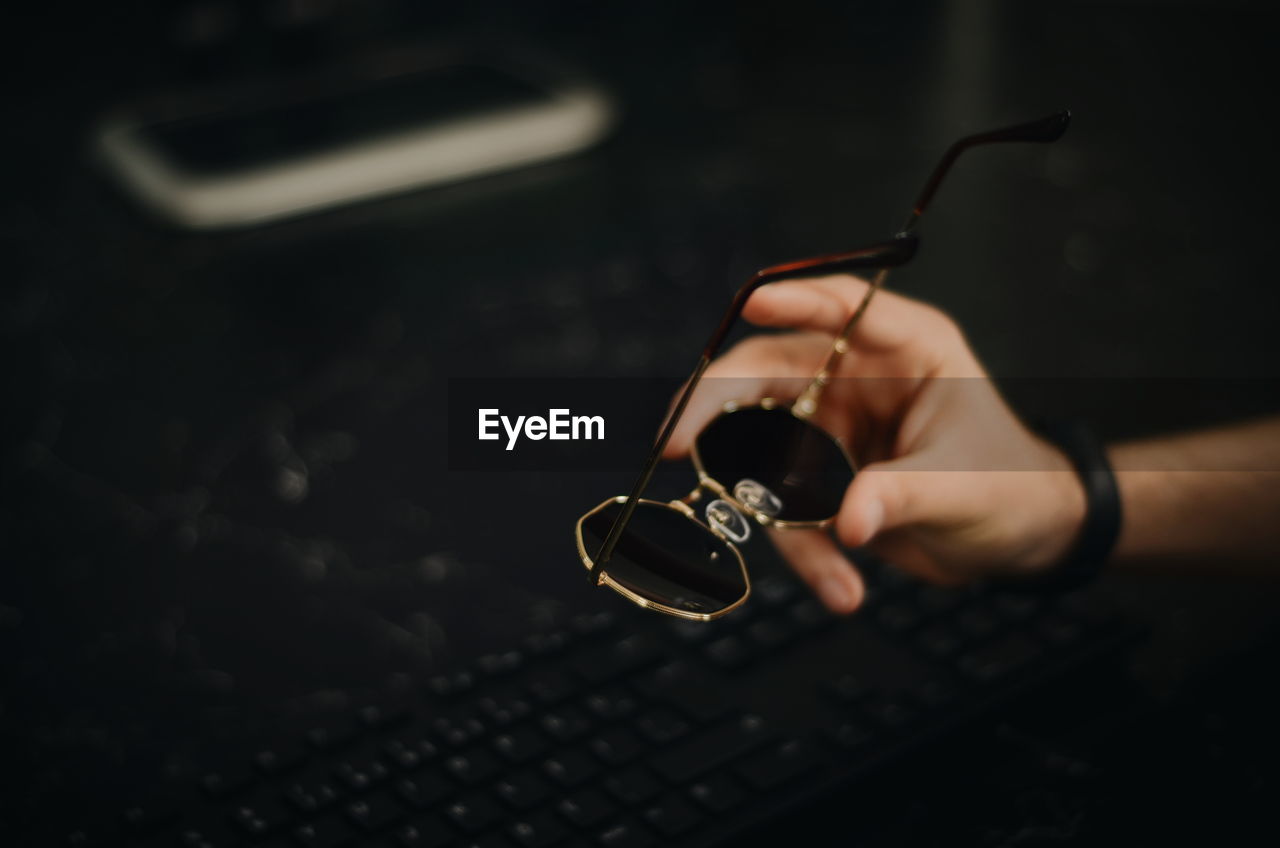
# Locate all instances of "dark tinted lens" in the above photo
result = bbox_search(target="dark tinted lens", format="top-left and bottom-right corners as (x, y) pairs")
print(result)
(580, 501), (746, 616)
(695, 407), (853, 522)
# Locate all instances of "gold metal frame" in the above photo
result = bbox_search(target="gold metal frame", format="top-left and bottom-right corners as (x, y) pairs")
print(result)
(574, 496), (751, 622)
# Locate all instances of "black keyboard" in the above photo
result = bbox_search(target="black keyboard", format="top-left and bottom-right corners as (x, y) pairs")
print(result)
(49, 557), (1133, 848)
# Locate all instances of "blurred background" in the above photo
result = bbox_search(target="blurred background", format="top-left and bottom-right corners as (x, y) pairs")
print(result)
(2, 0), (1279, 844)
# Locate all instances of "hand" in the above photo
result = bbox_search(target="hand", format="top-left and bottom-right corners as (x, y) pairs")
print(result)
(663, 274), (1087, 613)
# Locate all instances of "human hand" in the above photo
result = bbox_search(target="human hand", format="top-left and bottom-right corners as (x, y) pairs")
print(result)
(664, 275), (1086, 613)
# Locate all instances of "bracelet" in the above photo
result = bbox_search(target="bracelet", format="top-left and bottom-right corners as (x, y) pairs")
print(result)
(1004, 418), (1123, 592)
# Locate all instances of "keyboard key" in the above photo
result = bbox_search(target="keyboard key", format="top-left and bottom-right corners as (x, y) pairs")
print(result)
(283, 776), (340, 813)
(201, 765), (256, 798)
(704, 635), (751, 670)
(445, 749), (502, 785)
(176, 822), (237, 847)
(861, 695), (916, 730)
(660, 679), (731, 724)
(876, 602), (922, 634)
(494, 770), (553, 811)
(508, 811), (567, 848)
(832, 722), (872, 749)
(541, 706), (592, 742)
(346, 793), (404, 832)
(575, 634), (663, 684)
(557, 788), (617, 828)
(571, 611), (616, 635)
(478, 650), (524, 677)
(590, 728), (643, 765)
(992, 592), (1041, 621)
(358, 704), (410, 730)
(295, 814), (358, 847)
(383, 736), (438, 770)
(956, 607), (1000, 641)
(636, 709), (689, 745)
(584, 687), (638, 720)
(334, 755), (390, 791)
(916, 624), (962, 661)
(254, 741), (308, 775)
(446, 793), (504, 833)
(914, 585), (966, 616)
(524, 630), (571, 656)
(651, 715), (768, 783)
(632, 660), (697, 701)
(306, 722), (358, 752)
(688, 774), (746, 813)
(604, 766), (663, 805)
(668, 620), (713, 643)
(755, 576), (798, 607)
(64, 828), (106, 847)
(476, 692), (532, 727)
(121, 797), (179, 835)
(823, 673), (869, 705)
(787, 598), (833, 631)
(544, 748), (600, 787)
(1038, 613), (1083, 646)
(914, 678), (958, 709)
(427, 671), (475, 700)
(597, 820), (655, 848)
(432, 716), (487, 748)
(736, 739), (824, 790)
(393, 815), (455, 848)
(958, 633), (1041, 683)
(394, 773), (452, 809)
(527, 669), (578, 705)
(229, 797), (291, 838)
(644, 795), (703, 838)
(493, 727), (549, 764)
(746, 618), (794, 650)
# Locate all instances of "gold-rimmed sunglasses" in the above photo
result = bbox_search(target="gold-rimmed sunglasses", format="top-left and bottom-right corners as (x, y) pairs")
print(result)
(576, 112), (1071, 621)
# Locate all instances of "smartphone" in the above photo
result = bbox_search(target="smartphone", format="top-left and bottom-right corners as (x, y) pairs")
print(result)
(95, 48), (615, 229)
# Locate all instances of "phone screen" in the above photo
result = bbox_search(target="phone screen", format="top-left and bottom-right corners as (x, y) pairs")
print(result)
(140, 65), (553, 176)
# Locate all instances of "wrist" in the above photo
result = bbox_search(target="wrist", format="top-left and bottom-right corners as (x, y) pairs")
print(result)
(1013, 418), (1122, 590)
(1020, 439), (1089, 574)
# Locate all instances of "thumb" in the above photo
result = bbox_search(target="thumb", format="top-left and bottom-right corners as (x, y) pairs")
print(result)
(834, 454), (955, 548)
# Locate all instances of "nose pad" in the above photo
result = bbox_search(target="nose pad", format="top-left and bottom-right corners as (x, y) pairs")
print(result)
(705, 499), (751, 544)
(733, 478), (783, 518)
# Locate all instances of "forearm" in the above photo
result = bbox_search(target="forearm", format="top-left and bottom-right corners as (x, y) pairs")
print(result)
(1108, 416), (1280, 573)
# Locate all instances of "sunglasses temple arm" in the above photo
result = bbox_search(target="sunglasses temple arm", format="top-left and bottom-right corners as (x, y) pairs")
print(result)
(793, 110), (1072, 417)
(589, 237), (918, 582)
(903, 109), (1070, 235)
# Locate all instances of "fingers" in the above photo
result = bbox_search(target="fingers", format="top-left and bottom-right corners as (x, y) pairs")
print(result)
(766, 527), (866, 614)
(741, 274), (939, 351)
(834, 453), (969, 548)
(664, 332), (830, 459)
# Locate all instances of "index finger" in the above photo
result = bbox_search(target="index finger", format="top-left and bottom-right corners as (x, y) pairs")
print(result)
(663, 332), (831, 459)
(742, 273), (926, 350)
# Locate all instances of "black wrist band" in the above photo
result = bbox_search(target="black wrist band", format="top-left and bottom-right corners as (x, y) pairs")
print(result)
(1003, 418), (1123, 592)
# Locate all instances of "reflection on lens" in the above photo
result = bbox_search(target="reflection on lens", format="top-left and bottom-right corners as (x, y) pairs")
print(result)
(695, 407), (854, 523)
(579, 500), (747, 616)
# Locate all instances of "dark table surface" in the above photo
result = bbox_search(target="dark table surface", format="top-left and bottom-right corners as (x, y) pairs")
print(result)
(3, 0), (1279, 841)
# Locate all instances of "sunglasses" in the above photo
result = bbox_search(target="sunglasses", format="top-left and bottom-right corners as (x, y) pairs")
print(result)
(575, 112), (1071, 621)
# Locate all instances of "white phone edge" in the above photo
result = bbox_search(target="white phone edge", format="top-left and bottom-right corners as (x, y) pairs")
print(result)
(96, 80), (615, 230)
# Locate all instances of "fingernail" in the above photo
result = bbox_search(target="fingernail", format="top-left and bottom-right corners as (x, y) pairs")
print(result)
(820, 576), (856, 613)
